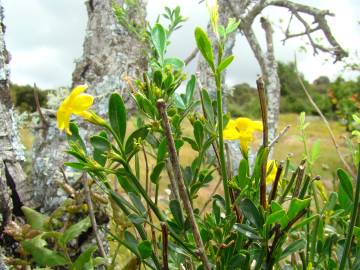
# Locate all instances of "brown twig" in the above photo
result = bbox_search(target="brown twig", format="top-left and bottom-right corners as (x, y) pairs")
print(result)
(200, 178), (222, 215)
(293, 165), (305, 198)
(257, 76), (268, 208)
(269, 125), (291, 148)
(156, 99), (211, 270)
(268, 162), (284, 204)
(161, 222), (169, 270)
(295, 68), (355, 178)
(82, 174), (106, 258)
(33, 83), (49, 134)
(185, 48), (199, 66)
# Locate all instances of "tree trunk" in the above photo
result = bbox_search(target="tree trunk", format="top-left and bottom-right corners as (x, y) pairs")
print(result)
(0, 3), (31, 265)
(31, 0), (149, 212)
(196, 0), (241, 173)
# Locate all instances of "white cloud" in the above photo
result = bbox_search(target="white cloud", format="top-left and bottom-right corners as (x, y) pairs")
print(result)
(2, 0), (360, 89)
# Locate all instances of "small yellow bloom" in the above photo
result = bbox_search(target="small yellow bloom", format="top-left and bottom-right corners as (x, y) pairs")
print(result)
(223, 117), (263, 154)
(57, 85), (94, 135)
(266, 160), (278, 185)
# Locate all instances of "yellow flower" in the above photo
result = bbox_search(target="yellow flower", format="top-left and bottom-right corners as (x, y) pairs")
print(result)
(57, 85), (94, 135)
(223, 117), (263, 153)
(266, 160), (278, 185)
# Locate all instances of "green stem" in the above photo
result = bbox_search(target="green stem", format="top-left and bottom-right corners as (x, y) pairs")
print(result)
(215, 73), (231, 214)
(339, 161), (360, 270)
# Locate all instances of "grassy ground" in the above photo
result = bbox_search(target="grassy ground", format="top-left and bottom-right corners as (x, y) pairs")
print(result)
(273, 113), (349, 184)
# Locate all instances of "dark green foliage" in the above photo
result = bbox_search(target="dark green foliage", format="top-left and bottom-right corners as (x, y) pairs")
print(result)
(10, 83), (48, 112)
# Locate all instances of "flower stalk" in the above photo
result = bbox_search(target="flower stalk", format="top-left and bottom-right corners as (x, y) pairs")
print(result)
(215, 73), (231, 215)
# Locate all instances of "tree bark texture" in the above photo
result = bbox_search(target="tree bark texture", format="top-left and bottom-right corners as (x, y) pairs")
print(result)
(31, 0), (149, 212)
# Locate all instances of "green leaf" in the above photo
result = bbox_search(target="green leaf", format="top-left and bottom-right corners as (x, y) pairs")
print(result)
(337, 169), (353, 201)
(116, 173), (139, 195)
(90, 135), (110, 152)
(125, 127), (149, 155)
(194, 27), (215, 71)
(170, 200), (184, 229)
(128, 192), (147, 216)
(109, 93), (127, 143)
(64, 162), (85, 170)
(157, 138), (168, 162)
(266, 209), (289, 229)
(183, 136), (199, 151)
(193, 120), (204, 147)
(185, 75), (196, 104)
(174, 94), (186, 110)
(310, 139), (321, 164)
(124, 231), (140, 256)
(21, 206), (49, 231)
(67, 123), (86, 152)
(127, 214), (145, 225)
(217, 55), (234, 73)
(287, 198), (311, 220)
(290, 214), (318, 232)
(164, 57), (185, 70)
(23, 237), (68, 267)
(239, 199), (264, 230)
(201, 89), (215, 124)
(151, 23), (167, 62)
(60, 217), (91, 246)
(150, 161), (165, 184)
(72, 246), (97, 270)
(278, 239), (306, 261)
(225, 18), (240, 34)
(233, 224), (261, 240)
(324, 192), (338, 212)
(138, 240), (152, 260)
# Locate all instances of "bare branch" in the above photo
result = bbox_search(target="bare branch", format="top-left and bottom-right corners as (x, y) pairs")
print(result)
(184, 48), (199, 66)
(82, 174), (107, 259)
(269, 125), (291, 148)
(295, 64), (356, 177)
(269, 0), (348, 61)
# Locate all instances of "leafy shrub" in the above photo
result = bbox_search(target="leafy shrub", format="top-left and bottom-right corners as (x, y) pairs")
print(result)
(7, 6), (360, 270)
(10, 83), (48, 112)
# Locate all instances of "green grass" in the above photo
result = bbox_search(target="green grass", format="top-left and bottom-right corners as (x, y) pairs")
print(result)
(273, 113), (350, 185)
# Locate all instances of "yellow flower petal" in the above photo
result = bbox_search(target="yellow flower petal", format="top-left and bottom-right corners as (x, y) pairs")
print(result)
(235, 117), (252, 131)
(71, 94), (94, 114)
(266, 160), (278, 185)
(69, 85), (88, 99)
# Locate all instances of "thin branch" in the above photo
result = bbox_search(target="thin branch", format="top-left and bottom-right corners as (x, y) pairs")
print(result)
(200, 178), (222, 215)
(268, 162), (284, 204)
(257, 76), (269, 208)
(156, 99), (211, 270)
(269, 125), (291, 148)
(295, 65), (355, 178)
(184, 48), (199, 66)
(33, 83), (49, 134)
(161, 222), (169, 270)
(82, 174), (106, 258)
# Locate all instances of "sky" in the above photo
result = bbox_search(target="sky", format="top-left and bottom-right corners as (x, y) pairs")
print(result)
(3, 0), (360, 89)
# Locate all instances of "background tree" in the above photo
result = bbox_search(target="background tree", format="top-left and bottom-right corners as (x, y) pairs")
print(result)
(31, 0), (149, 212)
(0, 3), (34, 265)
(197, 0), (347, 142)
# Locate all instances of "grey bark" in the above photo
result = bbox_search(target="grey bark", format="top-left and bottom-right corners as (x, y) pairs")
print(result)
(31, 0), (148, 212)
(0, 2), (31, 221)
